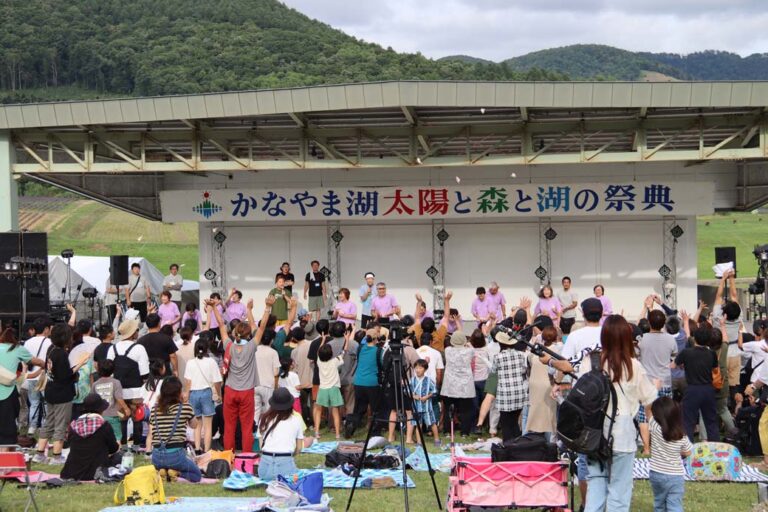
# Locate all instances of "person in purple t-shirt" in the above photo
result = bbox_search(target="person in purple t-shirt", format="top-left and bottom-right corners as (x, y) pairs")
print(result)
(225, 288), (247, 323)
(486, 282), (507, 320)
(414, 294), (434, 322)
(471, 287), (492, 323)
(332, 288), (358, 326)
(533, 284), (562, 322)
(157, 291), (181, 330)
(371, 282), (400, 325)
(593, 284), (613, 324)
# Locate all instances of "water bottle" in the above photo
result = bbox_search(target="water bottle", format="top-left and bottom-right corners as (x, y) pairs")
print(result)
(121, 449), (134, 470)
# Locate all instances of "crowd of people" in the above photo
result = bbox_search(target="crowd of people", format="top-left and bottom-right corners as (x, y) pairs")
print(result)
(0, 260), (764, 511)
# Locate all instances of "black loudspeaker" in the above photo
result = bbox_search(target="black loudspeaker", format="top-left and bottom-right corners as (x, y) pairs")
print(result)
(110, 255), (129, 286)
(0, 232), (50, 320)
(715, 247), (737, 275)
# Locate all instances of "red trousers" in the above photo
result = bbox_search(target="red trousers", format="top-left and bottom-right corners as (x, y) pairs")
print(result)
(223, 386), (255, 452)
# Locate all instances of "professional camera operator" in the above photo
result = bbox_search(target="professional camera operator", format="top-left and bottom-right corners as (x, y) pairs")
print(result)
(380, 321), (419, 443)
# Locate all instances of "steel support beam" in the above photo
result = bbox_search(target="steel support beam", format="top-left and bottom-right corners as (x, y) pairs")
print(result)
(326, 221), (341, 310)
(0, 131), (18, 231)
(432, 220), (446, 316)
(662, 217), (678, 309)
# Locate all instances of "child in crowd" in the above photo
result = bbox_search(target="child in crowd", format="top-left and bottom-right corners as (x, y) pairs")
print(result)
(649, 396), (692, 512)
(184, 337), (222, 454)
(92, 360), (132, 442)
(278, 358), (302, 413)
(313, 335), (349, 439)
(408, 359), (440, 446)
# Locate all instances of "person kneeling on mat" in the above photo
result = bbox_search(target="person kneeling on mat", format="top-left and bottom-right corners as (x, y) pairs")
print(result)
(258, 387), (305, 481)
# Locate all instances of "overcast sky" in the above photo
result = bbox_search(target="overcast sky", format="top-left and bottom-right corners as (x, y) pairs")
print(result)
(280, 0), (768, 61)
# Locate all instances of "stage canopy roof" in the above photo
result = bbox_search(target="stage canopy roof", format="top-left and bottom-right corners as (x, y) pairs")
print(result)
(1, 80), (767, 220)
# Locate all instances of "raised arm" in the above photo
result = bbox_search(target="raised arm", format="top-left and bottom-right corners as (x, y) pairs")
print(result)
(439, 291), (453, 329)
(714, 270), (729, 306)
(519, 297), (533, 324)
(226, 288), (237, 307)
(209, 300), (228, 342)
(66, 303), (77, 327)
(285, 297), (298, 327)
(414, 293), (424, 322)
(640, 294), (654, 320)
(252, 295), (276, 344)
(727, 270), (738, 303)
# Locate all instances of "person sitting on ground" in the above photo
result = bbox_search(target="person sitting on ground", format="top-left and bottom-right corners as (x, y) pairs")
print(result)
(60, 393), (121, 481)
(91, 360), (131, 443)
(146, 376), (201, 482)
(257, 387), (305, 481)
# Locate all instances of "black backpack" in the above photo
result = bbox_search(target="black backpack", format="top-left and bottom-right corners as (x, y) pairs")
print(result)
(205, 459), (231, 479)
(491, 432), (559, 463)
(111, 343), (143, 389)
(735, 405), (763, 456)
(556, 351), (617, 463)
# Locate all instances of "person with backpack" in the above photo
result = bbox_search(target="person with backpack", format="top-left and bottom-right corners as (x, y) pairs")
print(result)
(106, 318), (150, 445)
(146, 376), (201, 482)
(541, 315), (657, 512)
(345, 327), (384, 438)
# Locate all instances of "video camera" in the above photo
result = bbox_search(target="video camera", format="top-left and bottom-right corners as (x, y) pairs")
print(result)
(493, 321), (565, 362)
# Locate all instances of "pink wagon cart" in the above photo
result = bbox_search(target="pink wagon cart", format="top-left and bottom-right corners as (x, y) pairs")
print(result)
(447, 456), (572, 512)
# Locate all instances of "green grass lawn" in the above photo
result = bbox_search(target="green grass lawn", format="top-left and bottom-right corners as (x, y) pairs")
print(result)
(697, 212), (768, 279)
(0, 436), (759, 512)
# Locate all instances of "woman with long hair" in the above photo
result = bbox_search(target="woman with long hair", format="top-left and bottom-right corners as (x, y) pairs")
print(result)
(184, 336), (222, 454)
(257, 387), (305, 481)
(541, 315), (657, 512)
(146, 376), (200, 482)
(0, 328), (44, 445)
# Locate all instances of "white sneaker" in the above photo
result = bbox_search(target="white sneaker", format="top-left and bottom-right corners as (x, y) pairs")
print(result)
(27, 427), (36, 436)
(48, 455), (67, 465)
(31, 453), (47, 464)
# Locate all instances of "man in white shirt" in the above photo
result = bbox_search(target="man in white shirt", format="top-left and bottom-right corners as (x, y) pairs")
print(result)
(69, 319), (102, 366)
(255, 336), (281, 427)
(125, 262), (151, 322)
(106, 319), (150, 401)
(415, 334), (444, 386)
(22, 316), (53, 435)
(163, 263), (184, 309)
(556, 276), (579, 337)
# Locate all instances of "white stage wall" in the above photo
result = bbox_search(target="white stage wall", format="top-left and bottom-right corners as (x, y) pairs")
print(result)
(198, 216), (697, 322)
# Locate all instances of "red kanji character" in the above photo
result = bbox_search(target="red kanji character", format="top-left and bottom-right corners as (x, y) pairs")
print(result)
(418, 189), (449, 215)
(382, 189), (415, 216)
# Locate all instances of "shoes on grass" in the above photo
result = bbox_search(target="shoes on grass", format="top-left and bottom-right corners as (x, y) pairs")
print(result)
(48, 455), (67, 465)
(31, 453), (47, 464)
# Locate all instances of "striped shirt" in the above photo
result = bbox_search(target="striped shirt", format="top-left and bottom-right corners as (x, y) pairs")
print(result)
(649, 417), (692, 476)
(149, 403), (194, 448)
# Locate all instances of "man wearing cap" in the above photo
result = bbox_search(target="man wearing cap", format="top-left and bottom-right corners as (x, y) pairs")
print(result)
(359, 273), (376, 328)
(60, 393), (121, 481)
(107, 318), (150, 442)
(487, 282), (507, 321)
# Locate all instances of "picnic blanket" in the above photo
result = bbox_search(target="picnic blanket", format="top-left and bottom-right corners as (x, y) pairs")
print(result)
(3, 470), (218, 485)
(100, 496), (268, 512)
(405, 447), (488, 473)
(632, 458), (768, 483)
(223, 468), (415, 490)
(301, 441), (339, 455)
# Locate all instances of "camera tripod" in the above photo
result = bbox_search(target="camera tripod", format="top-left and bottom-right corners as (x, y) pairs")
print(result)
(345, 339), (441, 512)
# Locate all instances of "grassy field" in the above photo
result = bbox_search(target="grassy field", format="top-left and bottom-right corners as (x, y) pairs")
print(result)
(0, 436), (759, 512)
(18, 198), (768, 287)
(20, 198), (200, 280)
(697, 211), (768, 279)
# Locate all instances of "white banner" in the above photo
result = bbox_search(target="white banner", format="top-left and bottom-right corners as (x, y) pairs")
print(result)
(161, 182), (713, 223)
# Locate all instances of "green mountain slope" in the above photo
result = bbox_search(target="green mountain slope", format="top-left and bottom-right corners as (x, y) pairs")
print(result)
(0, 0), (565, 102)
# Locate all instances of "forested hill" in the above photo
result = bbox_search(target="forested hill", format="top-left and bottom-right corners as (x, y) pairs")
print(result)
(0, 0), (566, 103)
(442, 44), (768, 81)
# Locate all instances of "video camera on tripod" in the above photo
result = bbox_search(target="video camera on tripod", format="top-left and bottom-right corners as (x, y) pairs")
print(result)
(492, 321), (575, 377)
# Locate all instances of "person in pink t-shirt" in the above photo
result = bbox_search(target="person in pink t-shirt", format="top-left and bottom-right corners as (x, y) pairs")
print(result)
(486, 282), (507, 320)
(157, 291), (181, 330)
(332, 288), (358, 326)
(471, 287), (492, 322)
(225, 288), (247, 323)
(534, 285), (562, 322)
(370, 282), (400, 323)
(593, 284), (613, 324)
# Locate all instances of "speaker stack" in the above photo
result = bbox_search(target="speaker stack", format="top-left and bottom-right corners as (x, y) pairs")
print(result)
(0, 232), (50, 326)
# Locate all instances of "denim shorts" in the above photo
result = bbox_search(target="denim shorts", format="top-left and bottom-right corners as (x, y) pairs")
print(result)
(258, 454), (298, 482)
(189, 388), (215, 417)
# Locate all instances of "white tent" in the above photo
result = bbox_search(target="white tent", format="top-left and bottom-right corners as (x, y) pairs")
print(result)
(46, 255), (199, 298)
(47, 256), (98, 303)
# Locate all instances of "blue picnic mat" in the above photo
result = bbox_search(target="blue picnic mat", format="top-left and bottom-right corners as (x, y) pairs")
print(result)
(301, 441), (338, 454)
(223, 468), (415, 490)
(405, 447), (488, 473)
(101, 497), (268, 512)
